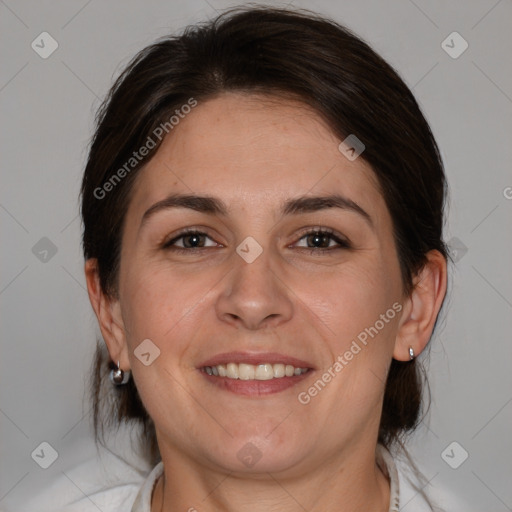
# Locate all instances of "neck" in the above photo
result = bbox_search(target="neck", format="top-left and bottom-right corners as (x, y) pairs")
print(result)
(151, 444), (390, 512)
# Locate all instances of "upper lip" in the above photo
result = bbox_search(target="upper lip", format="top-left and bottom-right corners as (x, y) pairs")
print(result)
(198, 351), (315, 370)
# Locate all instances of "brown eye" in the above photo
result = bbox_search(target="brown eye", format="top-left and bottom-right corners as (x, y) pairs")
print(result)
(163, 230), (218, 251)
(179, 233), (207, 248)
(305, 232), (333, 248)
(294, 229), (351, 253)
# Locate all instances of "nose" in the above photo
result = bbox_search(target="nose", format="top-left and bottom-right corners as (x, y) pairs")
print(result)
(215, 245), (294, 330)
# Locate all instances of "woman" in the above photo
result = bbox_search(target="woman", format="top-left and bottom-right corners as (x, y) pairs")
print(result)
(81, 6), (449, 511)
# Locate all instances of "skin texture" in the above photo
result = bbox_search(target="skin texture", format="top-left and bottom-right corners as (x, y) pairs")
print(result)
(85, 93), (447, 512)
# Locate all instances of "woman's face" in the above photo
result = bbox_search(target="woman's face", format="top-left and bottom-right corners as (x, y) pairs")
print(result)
(115, 93), (405, 473)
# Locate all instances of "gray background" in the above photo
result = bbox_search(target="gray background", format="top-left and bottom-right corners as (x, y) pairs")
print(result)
(1, 0), (511, 510)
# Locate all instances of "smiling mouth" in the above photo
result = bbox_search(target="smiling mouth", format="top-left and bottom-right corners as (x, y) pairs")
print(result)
(201, 362), (311, 380)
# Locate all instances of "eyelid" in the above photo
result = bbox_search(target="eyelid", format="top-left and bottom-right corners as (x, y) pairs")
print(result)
(162, 225), (351, 252)
(294, 226), (348, 240)
(162, 227), (221, 249)
(292, 226), (351, 247)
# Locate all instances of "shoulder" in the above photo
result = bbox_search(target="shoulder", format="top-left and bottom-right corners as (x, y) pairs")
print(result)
(380, 443), (472, 512)
(21, 432), (154, 512)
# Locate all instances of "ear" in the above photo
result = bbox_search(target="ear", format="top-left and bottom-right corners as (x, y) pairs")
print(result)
(84, 259), (130, 371)
(394, 250), (447, 361)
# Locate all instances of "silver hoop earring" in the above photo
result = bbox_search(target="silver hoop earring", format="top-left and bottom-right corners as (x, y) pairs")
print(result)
(109, 360), (131, 385)
(409, 347), (415, 361)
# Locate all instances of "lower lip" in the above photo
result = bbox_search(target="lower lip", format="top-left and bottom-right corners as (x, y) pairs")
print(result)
(198, 369), (313, 396)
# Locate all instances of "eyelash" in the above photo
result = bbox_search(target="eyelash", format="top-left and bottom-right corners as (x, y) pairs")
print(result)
(162, 227), (351, 254)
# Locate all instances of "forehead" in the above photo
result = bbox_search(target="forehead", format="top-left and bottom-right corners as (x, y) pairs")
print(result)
(128, 92), (384, 219)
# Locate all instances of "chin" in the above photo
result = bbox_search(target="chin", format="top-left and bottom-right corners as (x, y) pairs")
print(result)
(209, 432), (308, 475)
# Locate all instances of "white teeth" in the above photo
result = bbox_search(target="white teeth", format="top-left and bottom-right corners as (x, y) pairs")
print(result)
(273, 363), (285, 378)
(239, 363), (255, 380)
(202, 362), (310, 380)
(255, 363), (274, 380)
(226, 363), (239, 379)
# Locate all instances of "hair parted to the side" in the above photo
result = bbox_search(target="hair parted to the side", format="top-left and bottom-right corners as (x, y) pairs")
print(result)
(81, 6), (447, 467)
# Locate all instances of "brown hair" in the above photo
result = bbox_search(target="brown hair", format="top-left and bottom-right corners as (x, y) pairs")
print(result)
(81, 6), (447, 467)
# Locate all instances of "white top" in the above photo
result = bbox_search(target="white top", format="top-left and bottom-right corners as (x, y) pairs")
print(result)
(21, 430), (466, 512)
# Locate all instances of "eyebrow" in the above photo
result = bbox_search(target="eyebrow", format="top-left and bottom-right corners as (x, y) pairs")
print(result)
(140, 193), (373, 229)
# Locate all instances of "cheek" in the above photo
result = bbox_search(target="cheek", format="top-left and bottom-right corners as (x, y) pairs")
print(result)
(119, 258), (219, 346)
(304, 265), (400, 401)
(118, 261), (178, 344)
(307, 262), (399, 337)
(305, 269), (401, 407)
